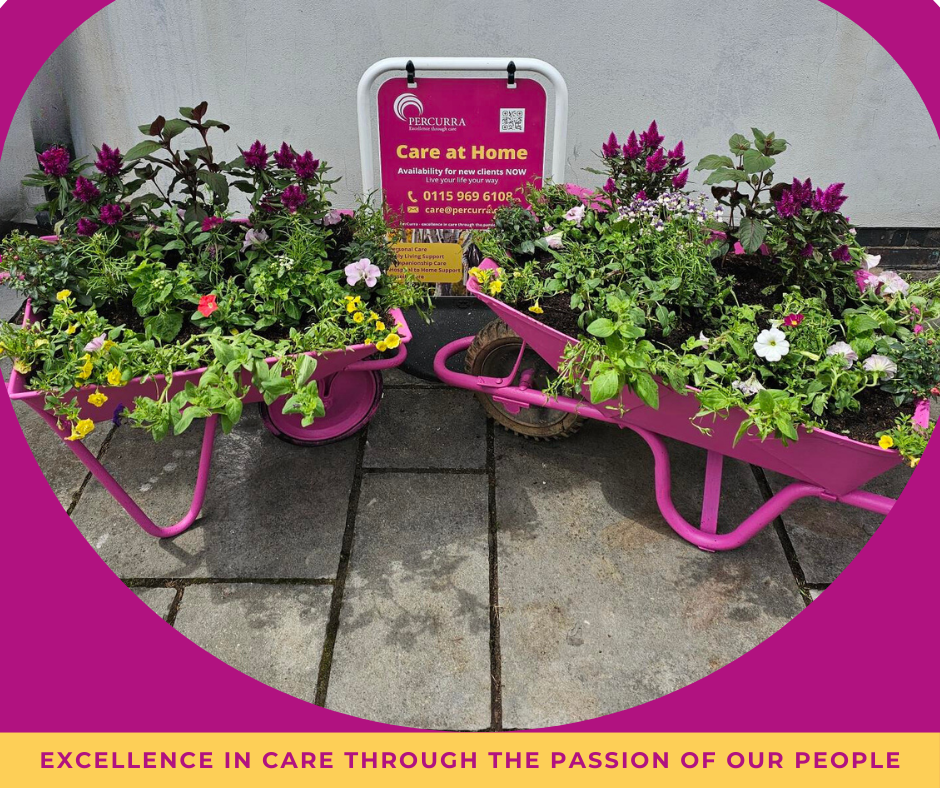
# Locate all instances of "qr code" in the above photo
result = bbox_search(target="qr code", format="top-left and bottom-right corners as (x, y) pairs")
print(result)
(500, 108), (525, 132)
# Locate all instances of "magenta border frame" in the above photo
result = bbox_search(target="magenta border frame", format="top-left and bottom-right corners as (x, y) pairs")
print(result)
(0, 0), (937, 733)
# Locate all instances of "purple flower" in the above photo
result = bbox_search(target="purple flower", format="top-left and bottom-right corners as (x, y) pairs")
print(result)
(71, 176), (100, 203)
(95, 144), (123, 177)
(293, 151), (320, 180)
(601, 132), (620, 159)
(280, 185), (306, 213)
(38, 146), (70, 177)
(273, 142), (295, 169)
(76, 218), (99, 236)
(832, 244), (852, 262)
(243, 140), (268, 170)
(99, 204), (124, 226)
(671, 168), (689, 189)
(775, 190), (802, 218)
(811, 182), (848, 213)
(202, 216), (224, 232)
(242, 227), (269, 251)
(706, 230), (727, 245)
(790, 177), (814, 207)
(801, 243), (815, 258)
(639, 120), (664, 150)
(666, 141), (685, 164)
(855, 269), (879, 293)
(84, 333), (107, 353)
(322, 209), (343, 226)
(602, 178), (617, 194)
(344, 257), (382, 288)
(635, 189), (647, 201)
(112, 404), (126, 427)
(622, 131), (642, 160)
(645, 148), (667, 173)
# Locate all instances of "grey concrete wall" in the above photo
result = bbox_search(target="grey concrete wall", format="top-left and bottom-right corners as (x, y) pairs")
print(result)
(2, 0), (938, 225)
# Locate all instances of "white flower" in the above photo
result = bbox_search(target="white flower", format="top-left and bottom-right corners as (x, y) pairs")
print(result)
(322, 209), (343, 226)
(83, 333), (107, 353)
(544, 232), (564, 250)
(344, 258), (382, 288)
(698, 332), (710, 347)
(242, 228), (269, 251)
(826, 341), (858, 367)
(564, 205), (585, 226)
(753, 327), (790, 363)
(876, 270), (909, 296)
(863, 354), (898, 379)
(849, 227), (857, 235)
(864, 253), (881, 270)
(543, 223), (554, 233)
(732, 374), (765, 397)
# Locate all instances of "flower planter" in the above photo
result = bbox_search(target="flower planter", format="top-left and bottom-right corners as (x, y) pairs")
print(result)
(7, 301), (412, 538)
(434, 259), (899, 552)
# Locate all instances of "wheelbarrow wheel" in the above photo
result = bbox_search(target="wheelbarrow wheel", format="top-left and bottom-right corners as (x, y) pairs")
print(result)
(258, 369), (383, 446)
(465, 319), (583, 441)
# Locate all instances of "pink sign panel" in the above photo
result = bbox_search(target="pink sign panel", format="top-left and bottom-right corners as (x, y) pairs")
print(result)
(377, 77), (547, 229)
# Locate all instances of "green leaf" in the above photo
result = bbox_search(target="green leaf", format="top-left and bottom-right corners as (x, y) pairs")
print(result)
(742, 149), (775, 174)
(774, 414), (799, 441)
(162, 118), (190, 138)
(124, 140), (163, 161)
(144, 311), (183, 342)
(589, 369), (621, 404)
(729, 134), (751, 154)
(847, 313), (881, 336)
(587, 318), (616, 338)
(737, 216), (767, 253)
(704, 167), (748, 185)
(633, 373), (660, 409)
(756, 389), (775, 414)
(197, 170), (229, 203)
(751, 128), (767, 148)
(696, 154), (735, 171)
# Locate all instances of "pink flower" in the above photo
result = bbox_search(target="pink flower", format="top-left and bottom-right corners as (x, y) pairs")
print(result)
(706, 230), (727, 245)
(38, 146), (70, 176)
(759, 243), (770, 256)
(76, 218), (99, 236)
(914, 324), (924, 335)
(322, 209), (343, 226)
(83, 333), (107, 353)
(202, 216), (224, 232)
(344, 258), (381, 288)
(564, 205), (585, 226)
(293, 151), (320, 180)
(71, 176), (100, 203)
(855, 269), (878, 293)
(99, 204), (124, 226)
(273, 142), (295, 169)
(783, 313), (804, 327)
(914, 398), (931, 430)
(733, 242), (745, 255)
(280, 185), (306, 213)
(671, 169), (689, 189)
(198, 294), (219, 317)
(243, 140), (268, 170)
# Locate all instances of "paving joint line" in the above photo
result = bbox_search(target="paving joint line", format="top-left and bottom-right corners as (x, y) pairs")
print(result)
(314, 427), (368, 707)
(486, 418), (503, 731)
(66, 423), (117, 516)
(123, 577), (335, 587)
(749, 465), (813, 607)
(362, 467), (486, 475)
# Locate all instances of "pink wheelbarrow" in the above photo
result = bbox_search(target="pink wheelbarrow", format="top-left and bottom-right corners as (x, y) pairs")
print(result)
(433, 259), (900, 552)
(7, 302), (412, 538)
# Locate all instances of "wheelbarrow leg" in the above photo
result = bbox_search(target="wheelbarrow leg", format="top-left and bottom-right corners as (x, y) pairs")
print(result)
(37, 408), (219, 539)
(700, 450), (724, 536)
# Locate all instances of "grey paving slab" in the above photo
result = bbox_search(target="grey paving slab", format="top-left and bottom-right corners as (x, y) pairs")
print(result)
(327, 473), (491, 729)
(809, 588), (824, 601)
(382, 368), (443, 387)
(69, 409), (356, 579)
(363, 388), (486, 469)
(765, 463), (913, 585)
(132, 587), (177, 620)
(174, 583), (332, 703)
(494, 422), (804, 729)
(0, 284), (24, 323)
(3, 356), (112, 508)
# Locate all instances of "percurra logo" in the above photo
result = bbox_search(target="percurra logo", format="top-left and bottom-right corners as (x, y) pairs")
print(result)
(394, 93), (424, 121)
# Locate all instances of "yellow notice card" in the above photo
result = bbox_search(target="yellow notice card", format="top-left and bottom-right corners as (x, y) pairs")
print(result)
(390, 242), (463, 283)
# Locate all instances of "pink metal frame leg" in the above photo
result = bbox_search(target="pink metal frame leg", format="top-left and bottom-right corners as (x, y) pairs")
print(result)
(434, 336), (897, 552)
(33, 405), (218, 538)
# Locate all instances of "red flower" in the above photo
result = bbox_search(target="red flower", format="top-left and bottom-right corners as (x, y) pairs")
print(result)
(783, 313), (805, 327)
(198, 294), (219, 317)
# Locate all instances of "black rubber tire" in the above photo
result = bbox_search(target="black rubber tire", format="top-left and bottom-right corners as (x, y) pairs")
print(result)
(465, 319), (584, 441)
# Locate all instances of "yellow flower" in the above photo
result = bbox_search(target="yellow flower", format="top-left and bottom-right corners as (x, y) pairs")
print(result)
(87, 390), (108, 408)
(34, 338), (49, 347)
(344, 295), (356, 302)
(375, 321), (385, 332)
(66, 323), (78, 335)
(528, 303), (544, 315)
(468, 266), (482, 279)
(56, 289), (72, 301)
(78, 357), (94, 380)
(353, 311), (365, 324)
(384, 332), (401, 349)
(107, 367), (124, 387)
(376, 341), (388, 352)
(910, 457), (920, 468)
(13, 359), (31, 375)
(346, 302), (357, 313)
(878, 435), (895, 450)
(103, 340), (116, 350)
(489, 280), (503, 295)
(66, 419), (95, 442)
(370, 311), (380, 321)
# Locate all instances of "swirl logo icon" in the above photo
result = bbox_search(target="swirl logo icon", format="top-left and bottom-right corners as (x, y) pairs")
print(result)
(394, 93), (424, 121)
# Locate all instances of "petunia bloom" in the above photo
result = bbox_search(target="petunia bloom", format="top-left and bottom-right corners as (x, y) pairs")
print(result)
(731, 374), (765, 397)
(243, 140), (268, 170)
(198, 294), (219, 317)
(914, 324), (924, 335)
(877, 270), (909, 296)
(344, 258), (382, 288)
(545, 232), (564, 250)
(864, 253), (881, 270)
(322, 209), (343, 226)
(242, 227), (269, 251)
(863, 354), (898, 379)
(38, 146), (70, 177)
(914, 398), (931, 430)
(564, 205), (585, 226)
(95, 144), (123, 177)
(800, 243), (815, 258)
(83, 333), (107, 353)
(202, 216), (224, 232)
(855, 269), (879, 293)
(753, 327), (790, 362)
(72, 176), (100, 203)
(826, 341), (858, 367)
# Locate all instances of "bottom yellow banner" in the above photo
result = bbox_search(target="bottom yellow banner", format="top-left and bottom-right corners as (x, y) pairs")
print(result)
(2, 732), (937, 787)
